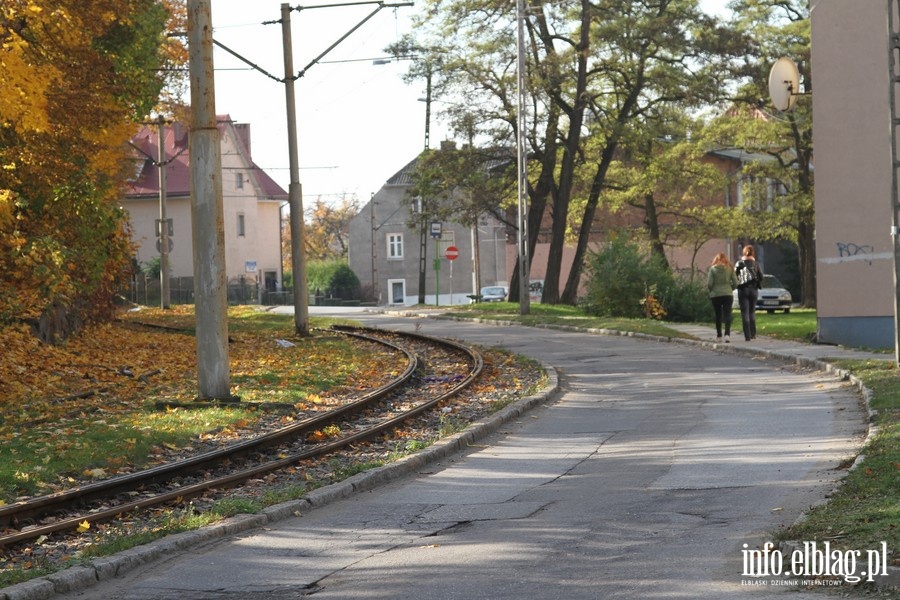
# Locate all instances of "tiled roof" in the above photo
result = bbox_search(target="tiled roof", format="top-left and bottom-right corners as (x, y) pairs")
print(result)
(385, 155), (422, 186)
(125, 115), (287, 200)
(384, 146), (516, 187)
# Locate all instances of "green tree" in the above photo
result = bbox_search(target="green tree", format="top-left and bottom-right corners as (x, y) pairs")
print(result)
(596, 111), (729, 275)
(307, 260), (360, 301)
(716, 0), (814, 306)
(408, 143), (516, 292)
(411, 0), (741, 305)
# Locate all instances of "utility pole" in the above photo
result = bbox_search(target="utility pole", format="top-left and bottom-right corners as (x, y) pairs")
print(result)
(157, 115), (171, 310)
(188, 0), (231, 401)
(516, 0), (530, 315)
(418, 68), (432, 304)
(281, 3), (309, 335)
(370, 193), (379, 303)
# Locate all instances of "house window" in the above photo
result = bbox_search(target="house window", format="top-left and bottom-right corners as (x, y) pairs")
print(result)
(237, 213), (246, 237)
(388, 279), (406, 305)
(387, 233), (403, 259)
(236, 172), (244, 189)
(738, 176), (785, 212)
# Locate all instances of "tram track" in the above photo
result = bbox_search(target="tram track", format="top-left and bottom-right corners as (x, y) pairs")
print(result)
(0, 326), (483, 549)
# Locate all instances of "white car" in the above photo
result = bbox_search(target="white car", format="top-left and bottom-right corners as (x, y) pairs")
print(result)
(732, 274), (793, 313)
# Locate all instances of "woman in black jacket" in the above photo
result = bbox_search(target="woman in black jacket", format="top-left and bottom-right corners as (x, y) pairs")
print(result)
(735, 245), (763, 341)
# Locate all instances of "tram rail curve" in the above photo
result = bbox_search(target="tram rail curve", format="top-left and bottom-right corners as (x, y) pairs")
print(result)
(0, 325), (483, 549)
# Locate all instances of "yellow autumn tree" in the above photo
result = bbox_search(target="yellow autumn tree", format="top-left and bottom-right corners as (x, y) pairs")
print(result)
(0, 1), (184, 340)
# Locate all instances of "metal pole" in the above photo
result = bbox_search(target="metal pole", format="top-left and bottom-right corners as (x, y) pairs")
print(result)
(418, 202), (427, 304)
(187, 0), (231, 400)
(435, 237), (440, 306)
(371, 194), (377, 302)
(282, 3), (309, 335)
(418, 70), (432, 305)
(449, 257), (453, 305)
(516, 0), (530, 315)
(157, 115), (171, 310)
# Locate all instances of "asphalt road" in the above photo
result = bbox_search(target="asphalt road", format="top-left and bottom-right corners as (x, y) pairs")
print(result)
(47, 313), (867, 600)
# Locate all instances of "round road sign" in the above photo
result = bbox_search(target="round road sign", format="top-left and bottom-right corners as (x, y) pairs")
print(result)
(445, 246), (459, 260)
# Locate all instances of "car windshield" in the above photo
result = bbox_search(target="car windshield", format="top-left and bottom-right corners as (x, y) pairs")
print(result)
(482, 287), (505, 295)
(761, 275), (783, 288)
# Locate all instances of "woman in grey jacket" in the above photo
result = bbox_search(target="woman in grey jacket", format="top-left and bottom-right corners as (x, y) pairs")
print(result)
(707, 252), (738, 343)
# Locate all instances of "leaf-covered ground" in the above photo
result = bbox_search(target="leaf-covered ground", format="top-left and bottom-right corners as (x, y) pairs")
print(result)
(0, 306), (548, 587)
(0, 306), (402, 502)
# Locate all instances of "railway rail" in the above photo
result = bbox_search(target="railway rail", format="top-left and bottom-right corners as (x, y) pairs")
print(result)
(0, 325), (483, 549)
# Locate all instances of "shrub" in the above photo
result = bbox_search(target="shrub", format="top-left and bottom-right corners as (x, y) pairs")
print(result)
(584, 236), (672, 318)
(583, 237), (713, 322)
(307, 260), (361, 301)
(662, 276), (714, 323)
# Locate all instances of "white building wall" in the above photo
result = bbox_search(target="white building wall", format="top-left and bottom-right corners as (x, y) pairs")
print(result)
(125, 122), (283, 291)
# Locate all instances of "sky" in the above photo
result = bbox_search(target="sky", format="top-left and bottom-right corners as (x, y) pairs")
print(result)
(208, 1), (731, 205)
(210, 1), (440, 205)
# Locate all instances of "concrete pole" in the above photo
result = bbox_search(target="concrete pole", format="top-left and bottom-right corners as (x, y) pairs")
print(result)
(888, 0), (900, 366)
(157, 115), (171, 310)
(187, 0), (231, 400)
(281, 3), (309, 335)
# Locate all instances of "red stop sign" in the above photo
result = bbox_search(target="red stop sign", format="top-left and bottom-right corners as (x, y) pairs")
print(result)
(445, 246), (459, 260)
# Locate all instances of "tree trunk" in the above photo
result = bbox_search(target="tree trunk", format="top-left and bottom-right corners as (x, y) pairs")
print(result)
(791, 116), (816, 308)
(798, 208), (816, 308)
(644, 191), (670, 271)
(508, 189), (547, 303)
(535, 0), (590, 305)
(561, 89), (639, 304)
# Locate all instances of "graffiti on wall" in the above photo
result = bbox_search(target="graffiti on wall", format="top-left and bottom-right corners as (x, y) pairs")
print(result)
(820, 242), (889, 266)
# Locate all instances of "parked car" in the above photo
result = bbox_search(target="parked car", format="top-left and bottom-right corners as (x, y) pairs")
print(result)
(732, 274), (793, 313)
(480, 286), (508, 302)
(528, 279), (544, 303)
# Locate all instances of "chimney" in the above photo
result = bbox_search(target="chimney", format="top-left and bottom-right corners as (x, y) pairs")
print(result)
(234, 123), (252, 157)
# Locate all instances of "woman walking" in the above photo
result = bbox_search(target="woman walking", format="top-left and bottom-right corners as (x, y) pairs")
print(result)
(735, 245), (763, 341)
(707, 252), (737, 343)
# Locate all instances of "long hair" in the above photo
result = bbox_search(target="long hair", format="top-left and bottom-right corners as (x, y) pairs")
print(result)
(742, 245), (756, 258)
(711, 252), (731, 268)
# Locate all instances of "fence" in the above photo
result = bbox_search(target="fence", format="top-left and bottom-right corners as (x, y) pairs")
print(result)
(123, 276), (293, 307)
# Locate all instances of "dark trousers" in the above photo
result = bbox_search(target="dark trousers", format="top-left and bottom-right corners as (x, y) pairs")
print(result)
(737, 286), (759, 340)
(710, 296), (733, 337)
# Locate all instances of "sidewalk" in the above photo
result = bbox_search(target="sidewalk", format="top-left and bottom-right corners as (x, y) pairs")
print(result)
(662, 322), (889, 384)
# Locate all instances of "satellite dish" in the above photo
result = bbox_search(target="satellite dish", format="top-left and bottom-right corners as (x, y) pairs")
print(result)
(768, 57), (800, 112)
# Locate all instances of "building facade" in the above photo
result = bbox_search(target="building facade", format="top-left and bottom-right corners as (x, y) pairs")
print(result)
(124, 116), (287, 298)
(348, 155), (510, 306)
(349, 146), (794, 307)
(811, 0), (894, 348)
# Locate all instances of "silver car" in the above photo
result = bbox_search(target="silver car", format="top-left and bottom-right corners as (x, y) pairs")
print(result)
(732, 274), (793, 313)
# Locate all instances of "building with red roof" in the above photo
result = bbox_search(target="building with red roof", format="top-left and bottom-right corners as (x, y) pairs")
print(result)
(124, 116), (287, 298)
